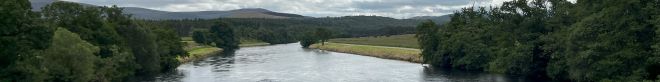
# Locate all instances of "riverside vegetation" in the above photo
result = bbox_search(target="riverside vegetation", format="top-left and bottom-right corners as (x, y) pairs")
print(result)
(310, 34), (422, 63)
(1, 1), (186, 81)
(0, 1), (239, 81)
(417, 0), (660, 81)
(310, 43), (421, 63)
(329, 34), (419, 49)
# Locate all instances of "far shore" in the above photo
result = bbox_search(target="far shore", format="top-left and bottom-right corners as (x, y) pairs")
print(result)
(310, 42), (422, 63)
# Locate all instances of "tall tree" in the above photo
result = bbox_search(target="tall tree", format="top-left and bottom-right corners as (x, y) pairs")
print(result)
(315, 28), (332, 45)
(209, 21), (239, 50)
(548, 0), (659, 81)
(17, 28), (100, 82)
(0, 0), (54, 80)
(192, 31), (208, 44)
(415, 20), (439, 65)
(299, 31), (318, 48)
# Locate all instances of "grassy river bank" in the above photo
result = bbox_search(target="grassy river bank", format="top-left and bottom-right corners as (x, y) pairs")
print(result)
(311, 34), (422, 63)
(177, 38), (270, 63)
(310, 42), (422, 63)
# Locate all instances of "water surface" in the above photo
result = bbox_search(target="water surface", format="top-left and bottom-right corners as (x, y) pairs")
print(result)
(150, 43), (528, 82)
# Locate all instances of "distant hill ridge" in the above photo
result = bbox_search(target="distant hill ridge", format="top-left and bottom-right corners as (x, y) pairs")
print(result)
(29, 0), (448, 21)
(29, 0), (308, 20)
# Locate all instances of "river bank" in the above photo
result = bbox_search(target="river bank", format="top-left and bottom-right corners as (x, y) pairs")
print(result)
(177, 41), (270, 63)
(310, 42), (422, 63)
(151, 43), (521, 82)
(328, 34), (420, 49)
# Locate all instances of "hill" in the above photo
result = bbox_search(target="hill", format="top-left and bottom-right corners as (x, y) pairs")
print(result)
(409, 15), (452, 24)
(29, 0), (307, 20)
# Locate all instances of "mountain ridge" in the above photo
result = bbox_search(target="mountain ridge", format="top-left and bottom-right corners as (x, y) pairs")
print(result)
(29, 0), (308, 20)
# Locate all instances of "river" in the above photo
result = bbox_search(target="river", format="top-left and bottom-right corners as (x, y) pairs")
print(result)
(147, 43), (532, 82)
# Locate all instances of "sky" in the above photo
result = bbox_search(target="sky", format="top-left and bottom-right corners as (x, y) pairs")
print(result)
(60, 0), (572, 19)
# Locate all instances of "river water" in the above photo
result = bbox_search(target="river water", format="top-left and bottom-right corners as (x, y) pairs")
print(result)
(148, 43), (531, 82)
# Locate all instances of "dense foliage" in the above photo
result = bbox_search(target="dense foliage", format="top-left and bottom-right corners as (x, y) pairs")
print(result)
(1, 1), (187, 81)
(299, 31), (318, 48)
(0, 0), (54, 80)
(146, 16), (422, 44)
(209, 22), (240, 50)
(418, 0), (660, 81)
(190, 22), (241, 50)
(300, 28), (333, 48)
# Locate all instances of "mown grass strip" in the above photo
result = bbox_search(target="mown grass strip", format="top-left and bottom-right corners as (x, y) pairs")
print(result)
(311, 42), (422, 63)
(329, 34), (420, 49)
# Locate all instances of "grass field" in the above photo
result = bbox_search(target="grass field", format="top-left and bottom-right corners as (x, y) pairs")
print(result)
(310, 42), (422, 63)
(328, 34), (419, 49)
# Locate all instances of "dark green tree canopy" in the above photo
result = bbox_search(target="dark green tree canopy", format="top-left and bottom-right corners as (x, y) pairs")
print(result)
(209, 21), (239, 50)
(418, 0), (660, 81)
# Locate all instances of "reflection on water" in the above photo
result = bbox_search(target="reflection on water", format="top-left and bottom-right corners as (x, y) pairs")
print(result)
(147, 43), (538, 82)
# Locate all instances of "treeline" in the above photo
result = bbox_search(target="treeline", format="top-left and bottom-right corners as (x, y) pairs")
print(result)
(418, 0), (660, 81)
(146, 16), (422, 38)
(191, 22), (240, 50)
(1, 1), (187, 81)
(300, 28), (333, 48)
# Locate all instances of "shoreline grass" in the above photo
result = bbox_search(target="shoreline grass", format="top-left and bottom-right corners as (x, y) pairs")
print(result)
(329, 34), (420, 49)
(177, 46), (222, 63)
(178, 39), (269, 63)
(310, 42), (422, 63)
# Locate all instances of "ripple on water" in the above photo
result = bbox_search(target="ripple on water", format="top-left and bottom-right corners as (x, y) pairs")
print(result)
(147, 43), (541, 82)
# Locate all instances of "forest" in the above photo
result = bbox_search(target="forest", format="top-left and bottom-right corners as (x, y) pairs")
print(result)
(0, 1), (240, 81)
(146, 16), (424, 42)
(417, 0), (660, 81)
(0, 0), (379, 81)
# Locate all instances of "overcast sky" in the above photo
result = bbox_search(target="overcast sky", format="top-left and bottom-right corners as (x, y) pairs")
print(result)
(60, 0), (566, 18)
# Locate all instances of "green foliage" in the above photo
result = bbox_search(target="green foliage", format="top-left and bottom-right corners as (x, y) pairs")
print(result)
(418, 0), (660, 81)
(0, 1), (188, 81)
(315, 28), (333, 45)
(42, 1), (125, 58)
(192, 31), (209, 44)
(415, 20), (440, 65)
(145, 16), (421, 41)
(209, 22), (239, 50)
(147, 23), (187, 72)
(300, 31), (319, 48)
(0, 0), (54, 80)
(20, 28), (100, 82)
(435, 7), (492, 70)
(548, 0), (659, 81)
(299, 28), (335, 48)
(252, 27), (298, 44)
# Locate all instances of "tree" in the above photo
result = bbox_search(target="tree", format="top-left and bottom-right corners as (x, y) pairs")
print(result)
(42, 1), (124, 58)
(416, 0), (660, 81)
(315, 28), (332, 45)
(547, 0), (658, 81)
(192, 31), (208, 44)
(146, 23), (187, 72)
(0, 0), (54, 80)
(209, 21), (239, 50)
(415, 20), (440, 65)
(28, 28), (99, 82)
(115, 22), (160, 77)
(300, 31), (318, 48)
